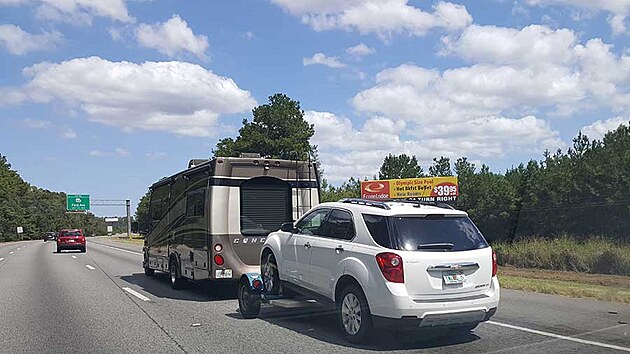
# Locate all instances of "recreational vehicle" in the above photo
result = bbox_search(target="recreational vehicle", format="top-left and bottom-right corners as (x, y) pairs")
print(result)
(142, 154), (320, 289)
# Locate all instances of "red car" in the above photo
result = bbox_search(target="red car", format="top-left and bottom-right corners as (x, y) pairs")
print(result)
(57, 229), (86, 253)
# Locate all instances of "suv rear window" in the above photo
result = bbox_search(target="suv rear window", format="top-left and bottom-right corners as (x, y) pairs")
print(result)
(61, 231), (82, 237)
(362, 214), (488, 252)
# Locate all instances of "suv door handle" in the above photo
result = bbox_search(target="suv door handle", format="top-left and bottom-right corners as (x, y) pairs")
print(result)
(304, 242), (311, 249)
(335, 245), (344, 253)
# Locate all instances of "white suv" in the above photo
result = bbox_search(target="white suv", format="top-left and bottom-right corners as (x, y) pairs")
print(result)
(260, 199), (500, 342)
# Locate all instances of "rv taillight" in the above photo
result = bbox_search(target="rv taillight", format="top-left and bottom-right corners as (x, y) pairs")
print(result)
(214, 244), (223, 252)
(214, 255), (224, 266)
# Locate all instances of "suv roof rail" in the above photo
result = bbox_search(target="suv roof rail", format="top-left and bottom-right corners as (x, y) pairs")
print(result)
(338, 198), (391, 210)
(386, 198), (456, 210)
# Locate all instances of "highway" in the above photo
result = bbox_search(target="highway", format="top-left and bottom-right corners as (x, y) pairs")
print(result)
(0, 239), (628, 354)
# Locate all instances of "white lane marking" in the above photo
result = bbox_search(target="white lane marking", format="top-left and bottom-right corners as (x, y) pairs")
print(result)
(17, 248), (20, 250)
(122, 287), (151, 302)
(487, 321), (630, 352)
(85, 265), (96, 270)
(9, 251), (14, 255)
(90, 242), (142, 256)
(72, 255), (77, 259)
(0, 258), (4, 261)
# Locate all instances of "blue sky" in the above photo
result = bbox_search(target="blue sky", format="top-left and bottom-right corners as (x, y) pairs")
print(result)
(1, 0), (629, 216)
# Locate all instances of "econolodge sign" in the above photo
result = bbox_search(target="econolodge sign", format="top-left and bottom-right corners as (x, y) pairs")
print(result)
(66, 194), (90, 211)
(360, 176), (459, 202)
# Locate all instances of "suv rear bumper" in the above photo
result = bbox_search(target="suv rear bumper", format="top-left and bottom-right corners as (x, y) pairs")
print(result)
(373, 307), (497, 329)
(368, 277), (500, 324)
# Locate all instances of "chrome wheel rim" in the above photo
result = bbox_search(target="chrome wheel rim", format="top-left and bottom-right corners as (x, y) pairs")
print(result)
(170, 265), (176, 284)
(341, 293), (361, 335)
(263, 260), (275, 290)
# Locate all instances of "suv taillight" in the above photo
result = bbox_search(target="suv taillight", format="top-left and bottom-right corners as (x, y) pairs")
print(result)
(492, 251), (497, 277)
(376, 252), (404, 283)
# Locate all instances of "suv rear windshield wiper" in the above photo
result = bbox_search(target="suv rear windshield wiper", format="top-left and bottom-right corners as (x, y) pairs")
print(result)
(417, 243), (454, 250)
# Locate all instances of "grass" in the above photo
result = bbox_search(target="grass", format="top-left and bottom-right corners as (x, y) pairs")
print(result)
(109, 237), (144, 246)
(499, 267), (630, 304)
(493, 236), (630, 276)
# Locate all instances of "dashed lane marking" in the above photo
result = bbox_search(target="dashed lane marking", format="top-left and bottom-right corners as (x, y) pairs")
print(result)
(85, 265), (96, 270)
(122, 287), (151, 302)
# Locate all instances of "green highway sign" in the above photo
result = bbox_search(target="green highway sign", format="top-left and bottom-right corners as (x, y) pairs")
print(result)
(67, 194), (90, 211)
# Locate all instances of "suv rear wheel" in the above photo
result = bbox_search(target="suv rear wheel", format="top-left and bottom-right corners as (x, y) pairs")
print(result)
(262, 253), (280, 295)
(338, 284), (373, 343)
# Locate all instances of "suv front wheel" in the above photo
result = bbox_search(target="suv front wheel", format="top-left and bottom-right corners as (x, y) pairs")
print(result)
(338, 284), (373, 343)
(262, 253), (280, 295)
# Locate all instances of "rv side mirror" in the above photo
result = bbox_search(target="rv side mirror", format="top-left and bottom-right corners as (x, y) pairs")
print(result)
(280, 222), (295, 233)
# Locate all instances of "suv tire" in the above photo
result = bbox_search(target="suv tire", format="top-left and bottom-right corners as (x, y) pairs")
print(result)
(262, 253), (280, 295)
(169, 258), (186, 290)
(338, 284), (373, 343)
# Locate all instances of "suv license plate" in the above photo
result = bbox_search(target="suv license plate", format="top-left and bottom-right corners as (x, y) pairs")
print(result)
(443, 272), (465, 285)
(215, 269), (232, 279)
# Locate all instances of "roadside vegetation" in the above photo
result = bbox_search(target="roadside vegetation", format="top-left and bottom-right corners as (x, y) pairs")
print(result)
(499, 266), (630, 304)
(494, 237), (630, 276)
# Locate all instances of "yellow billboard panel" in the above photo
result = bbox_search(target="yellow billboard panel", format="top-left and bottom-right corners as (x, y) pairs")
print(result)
(361, 176), (458, 201)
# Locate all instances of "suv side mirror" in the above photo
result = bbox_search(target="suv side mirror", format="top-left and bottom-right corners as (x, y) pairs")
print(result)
(280, 222), (295, 233)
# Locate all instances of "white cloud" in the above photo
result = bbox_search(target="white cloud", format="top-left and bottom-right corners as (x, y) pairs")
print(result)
(61, 128), (77, 139)
(305, 111), (561, 182)
(0, 0), (133, 25)
(441, 25), (577, 67)
(89, 149), (105, 157)
(525, 0), (630, 35)
(89, 147), (132, 157)
(23, 118), (51, 128)
(0, 25), (62, 55)
(581, 116), (628, 140)
(136, 15), (209, 60)
(115, 147), (130, 157)
(146, 151), (167, 160)
(346, 42), (375, 56)
(5, 57), (256, 137)
(271, 0), (472, 39)
(436, 25), (630, 116)
(303, 52), (346, 68)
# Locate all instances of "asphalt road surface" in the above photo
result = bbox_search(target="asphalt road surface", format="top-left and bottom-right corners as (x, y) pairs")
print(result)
(0, 238), (628, 354)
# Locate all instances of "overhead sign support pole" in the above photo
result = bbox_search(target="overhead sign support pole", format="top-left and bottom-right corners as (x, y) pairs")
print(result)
(126, 199), (131, 240)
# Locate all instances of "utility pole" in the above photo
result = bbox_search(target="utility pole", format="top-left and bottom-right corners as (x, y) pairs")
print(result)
(126, 199), (131, 240)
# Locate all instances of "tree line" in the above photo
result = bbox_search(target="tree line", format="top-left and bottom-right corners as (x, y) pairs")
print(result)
(0, 155), (108, 241)
(321, 125), (630, 242)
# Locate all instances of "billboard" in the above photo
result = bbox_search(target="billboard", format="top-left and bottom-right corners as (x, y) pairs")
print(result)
(360, 176), (458, 202)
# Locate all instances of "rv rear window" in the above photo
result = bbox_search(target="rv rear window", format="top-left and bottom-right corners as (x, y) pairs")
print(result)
(240, 177), (291, 236)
